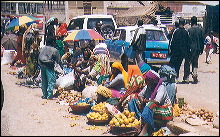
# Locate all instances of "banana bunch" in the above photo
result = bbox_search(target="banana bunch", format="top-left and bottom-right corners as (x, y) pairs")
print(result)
(152, 128), (165, 136)
(91, 102), (107, 112)
(96, 85), (112, 98)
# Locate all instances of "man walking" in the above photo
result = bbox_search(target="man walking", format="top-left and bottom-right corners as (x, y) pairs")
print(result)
(187, 16), (204, 83)
(169, 18), (191, 83)
(38, 36), (62, 99)
(130, 20), (146, 66)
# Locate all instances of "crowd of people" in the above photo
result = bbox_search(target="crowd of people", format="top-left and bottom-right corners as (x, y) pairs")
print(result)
(1, 15), (219, 136)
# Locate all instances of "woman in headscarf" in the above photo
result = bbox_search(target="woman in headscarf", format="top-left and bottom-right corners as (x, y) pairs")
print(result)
(57, 23), (68, 37)
(21, 23), (41, 82)
(44, 17), (58, 45)
(104, 62), (128, 98)
(137, 70), (173, 136)
(10, 25), (27, 67)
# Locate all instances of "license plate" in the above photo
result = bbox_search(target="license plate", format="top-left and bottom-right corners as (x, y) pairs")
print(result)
(151, 52), (167, 59)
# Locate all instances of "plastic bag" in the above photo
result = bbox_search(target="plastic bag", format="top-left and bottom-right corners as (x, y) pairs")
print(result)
(55, 70), (75, 88)
(82, 86), (98, 101)
(1, 50), (16, 65)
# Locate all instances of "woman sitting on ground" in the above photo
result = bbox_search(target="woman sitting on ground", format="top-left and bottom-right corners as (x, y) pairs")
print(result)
(104, 62), (128, 98)
(137, 70), (173, 136)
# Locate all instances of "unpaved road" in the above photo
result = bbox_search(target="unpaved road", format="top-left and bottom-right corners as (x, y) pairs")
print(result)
(1, 52), (219, 136)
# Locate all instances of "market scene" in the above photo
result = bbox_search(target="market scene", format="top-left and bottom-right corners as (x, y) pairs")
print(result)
(1, 1), (219, 136)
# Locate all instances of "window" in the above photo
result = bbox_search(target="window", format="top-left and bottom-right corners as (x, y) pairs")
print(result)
(146, 30), (166, 41)
(87, 18), (114, 29)
(113, 29), (126, 41)
(67, 18), (84, 30)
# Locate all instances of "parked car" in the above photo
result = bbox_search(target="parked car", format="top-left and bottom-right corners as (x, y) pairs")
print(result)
(105, 24), (170, 65)
(67, 14), (117, 39)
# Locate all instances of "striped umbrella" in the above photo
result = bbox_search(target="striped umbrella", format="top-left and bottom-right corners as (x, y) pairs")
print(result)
(7, 15), (41, 31)
(63, 29), (105, 41)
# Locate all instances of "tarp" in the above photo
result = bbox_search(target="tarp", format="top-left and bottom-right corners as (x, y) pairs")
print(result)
(115, 2), (159, 26)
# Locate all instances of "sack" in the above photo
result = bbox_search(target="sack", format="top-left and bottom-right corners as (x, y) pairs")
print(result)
(132, 34), (146, 51)
(1, 50), (16, 65)
(55, 70), (75, 88)
(159, 65), (177, 83)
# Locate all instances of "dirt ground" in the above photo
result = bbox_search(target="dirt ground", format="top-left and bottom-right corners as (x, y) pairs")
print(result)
(1, 52), (219, 136)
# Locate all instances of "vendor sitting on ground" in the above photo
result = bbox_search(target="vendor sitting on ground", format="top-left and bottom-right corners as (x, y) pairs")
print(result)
(103, 62), (128, 98)
(136, 70), (173, 136)
(72, 55), (100, 91)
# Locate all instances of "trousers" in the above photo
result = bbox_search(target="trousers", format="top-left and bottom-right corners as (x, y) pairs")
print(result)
(169, 54), (190, 80)
(40, 66), (56, 99)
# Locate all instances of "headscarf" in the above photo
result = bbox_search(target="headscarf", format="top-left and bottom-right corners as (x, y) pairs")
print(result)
(47, 17), (56, 24)
(143, 70), (163, 100)
(110, 62), (128, 86)
(139, 62), (151, 75)
(127, 65), (142, 82)
(57, 23), (68, 36)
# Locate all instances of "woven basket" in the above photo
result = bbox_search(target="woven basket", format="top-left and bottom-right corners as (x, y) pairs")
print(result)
(69, 103), (91, 114)
(110, 125), (141, 135)
(87, 116), (111, 125)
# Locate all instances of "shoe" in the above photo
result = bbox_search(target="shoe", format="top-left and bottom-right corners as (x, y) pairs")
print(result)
(182, 77), (189, 84)
(192, 76), (198, 84)
(41, 96), (47, 99)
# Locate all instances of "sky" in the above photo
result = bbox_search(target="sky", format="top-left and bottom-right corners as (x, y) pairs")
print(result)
(198, 1), (219, 6)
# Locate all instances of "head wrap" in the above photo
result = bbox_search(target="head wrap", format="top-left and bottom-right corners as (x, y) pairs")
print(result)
(139, 62), (151, 75)
(110, 62), (128, 86)
(47, 17), (56, 24)
(96, 85), (112, 98)
(143, 70), (163, 100)
(127, 65), (142, 82)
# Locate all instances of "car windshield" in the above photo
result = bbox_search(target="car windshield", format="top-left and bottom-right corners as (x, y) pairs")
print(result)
(67, 18), (84, 30)
(87, 18), (115, 29)
(113, 29), (126, 40)
(145, 30), (167, 41)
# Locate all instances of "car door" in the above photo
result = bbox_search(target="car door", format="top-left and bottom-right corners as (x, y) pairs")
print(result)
(107, 29), (127, 58)
(143, 29), (170, 64)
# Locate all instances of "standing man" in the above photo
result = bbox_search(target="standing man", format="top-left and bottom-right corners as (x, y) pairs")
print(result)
(38, 36), (62, 99)
(169, 18), (191, 83)
(187, 16), (204, 83)
(130, 20), (146, 66)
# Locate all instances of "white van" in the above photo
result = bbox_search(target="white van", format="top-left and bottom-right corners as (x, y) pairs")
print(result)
(67, 14), (117, 39)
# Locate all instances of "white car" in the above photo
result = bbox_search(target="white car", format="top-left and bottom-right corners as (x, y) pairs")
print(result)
(67, 14), (117, 39)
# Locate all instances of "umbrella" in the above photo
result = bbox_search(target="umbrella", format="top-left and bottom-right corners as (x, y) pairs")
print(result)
(7, 16), (41, 31)
(63, 29), (105, 41)
(1, 34), (17, 50)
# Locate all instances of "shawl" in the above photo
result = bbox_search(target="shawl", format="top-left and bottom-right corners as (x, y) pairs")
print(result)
(127, 65), (142, 82)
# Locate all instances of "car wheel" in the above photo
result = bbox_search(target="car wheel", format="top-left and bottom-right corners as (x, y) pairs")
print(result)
(101, 24), (115, 39)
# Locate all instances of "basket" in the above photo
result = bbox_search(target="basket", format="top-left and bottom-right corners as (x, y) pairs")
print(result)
(87, 116), (111, 125)
(110, 125), (141, 135)
(69, 103), (91, 114)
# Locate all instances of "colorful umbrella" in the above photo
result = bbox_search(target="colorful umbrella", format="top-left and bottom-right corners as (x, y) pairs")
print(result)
(63, 29), (105, 41)
(7, 16), (41, 31)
